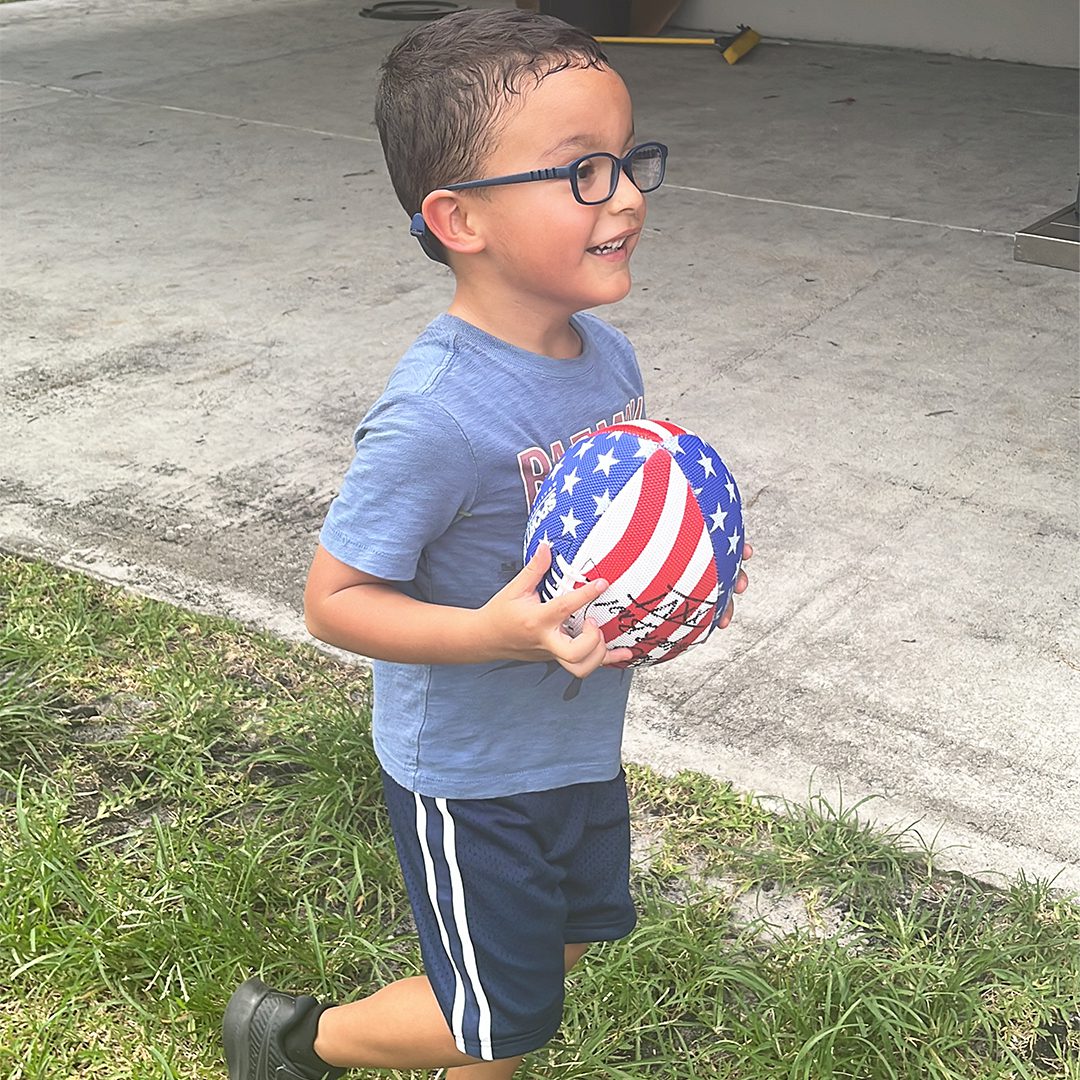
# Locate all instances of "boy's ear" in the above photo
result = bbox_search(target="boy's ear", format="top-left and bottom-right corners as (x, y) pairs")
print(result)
(420, 190), (487, 257)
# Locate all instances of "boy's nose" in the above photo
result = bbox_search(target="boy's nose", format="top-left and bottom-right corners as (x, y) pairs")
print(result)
(608, 164), (646, 214)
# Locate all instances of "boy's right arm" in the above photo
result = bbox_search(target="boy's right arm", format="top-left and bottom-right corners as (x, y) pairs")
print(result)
(304, 542), (633, 678)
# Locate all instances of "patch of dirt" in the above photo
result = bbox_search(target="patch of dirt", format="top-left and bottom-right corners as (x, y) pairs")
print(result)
(729, 882), (855, 946)
(629, 814), (666, 871)
(1, 334), (202, 405)
(65, 693), (156, 743)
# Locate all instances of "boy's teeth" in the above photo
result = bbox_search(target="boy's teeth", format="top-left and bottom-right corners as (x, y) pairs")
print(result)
(590, 237), (626, 254)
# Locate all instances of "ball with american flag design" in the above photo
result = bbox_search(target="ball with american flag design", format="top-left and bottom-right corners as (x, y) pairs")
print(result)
(523, 420), (744, 668)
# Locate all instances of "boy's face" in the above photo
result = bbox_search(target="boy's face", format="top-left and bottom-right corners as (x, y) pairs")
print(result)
(462, 64), (647, 320)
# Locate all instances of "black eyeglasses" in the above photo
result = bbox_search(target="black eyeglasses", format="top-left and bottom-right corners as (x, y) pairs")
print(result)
(443, 141), (668, 206)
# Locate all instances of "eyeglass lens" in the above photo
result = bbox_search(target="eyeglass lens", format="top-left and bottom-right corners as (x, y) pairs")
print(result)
(573, 145), (665, 205)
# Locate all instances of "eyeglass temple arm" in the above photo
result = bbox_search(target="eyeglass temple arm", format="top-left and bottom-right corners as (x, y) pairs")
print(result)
(410, 165), (574, 251)
(444, 167), (571, 192)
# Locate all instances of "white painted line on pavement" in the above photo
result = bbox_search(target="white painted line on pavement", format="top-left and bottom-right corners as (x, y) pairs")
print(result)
(665, 182), (1016, 238)
(0, 78), (380, 143)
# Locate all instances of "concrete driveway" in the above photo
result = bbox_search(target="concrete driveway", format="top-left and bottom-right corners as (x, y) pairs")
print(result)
(2, 0), (1078, 889)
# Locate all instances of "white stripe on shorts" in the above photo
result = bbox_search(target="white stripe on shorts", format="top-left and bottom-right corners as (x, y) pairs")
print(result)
(414, 793), (495, 1061)
(436, 798), (494, 1061)
(414, 793), (468, 1055)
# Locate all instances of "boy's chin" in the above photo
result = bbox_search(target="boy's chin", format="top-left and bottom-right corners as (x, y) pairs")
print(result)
(587, 274), (633, 307)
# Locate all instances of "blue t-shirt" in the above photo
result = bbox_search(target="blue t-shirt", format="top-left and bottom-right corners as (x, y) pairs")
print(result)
(319, 312), (646, 799)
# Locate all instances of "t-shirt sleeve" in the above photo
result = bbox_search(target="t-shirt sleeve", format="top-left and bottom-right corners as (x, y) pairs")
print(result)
(318, 394), (479, 581)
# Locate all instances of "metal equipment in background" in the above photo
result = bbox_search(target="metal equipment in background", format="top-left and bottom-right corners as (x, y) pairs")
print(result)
(1014, 179), (1080, 272)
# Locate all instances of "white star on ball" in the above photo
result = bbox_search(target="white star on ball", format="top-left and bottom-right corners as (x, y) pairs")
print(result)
(709, 505), (727, 532)
(593, 489), (613, 516)
(593, 449), (620, 476)
(561, 467), (581, 496)
(698, 453), (717, 478)
(561, 509), (583, 538)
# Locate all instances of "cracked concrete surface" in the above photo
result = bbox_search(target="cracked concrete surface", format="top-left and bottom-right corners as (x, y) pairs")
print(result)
(2, 0), (1078, 889)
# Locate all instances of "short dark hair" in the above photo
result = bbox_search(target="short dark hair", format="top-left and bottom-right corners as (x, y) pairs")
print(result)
(374, 10), (608, 264)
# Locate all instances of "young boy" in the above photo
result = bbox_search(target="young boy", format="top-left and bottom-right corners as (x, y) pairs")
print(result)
(223, 10), (749, 1079)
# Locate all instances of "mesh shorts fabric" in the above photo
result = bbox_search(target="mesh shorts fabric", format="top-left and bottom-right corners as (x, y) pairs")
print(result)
(381, 769), (637, 1062)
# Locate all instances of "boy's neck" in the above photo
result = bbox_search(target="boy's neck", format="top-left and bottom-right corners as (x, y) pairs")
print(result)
(447, 290), (583, 360)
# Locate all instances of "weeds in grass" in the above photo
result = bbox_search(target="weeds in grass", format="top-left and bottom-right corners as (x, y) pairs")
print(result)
(1, 555), (1078, 1079)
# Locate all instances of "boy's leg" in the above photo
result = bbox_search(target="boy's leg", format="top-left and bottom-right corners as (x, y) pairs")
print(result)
(443, 1055), (523, 1080)
(224, 972), (491, 1080)
(313, 975), (487, 1069)
(314, 937), (591, 1071)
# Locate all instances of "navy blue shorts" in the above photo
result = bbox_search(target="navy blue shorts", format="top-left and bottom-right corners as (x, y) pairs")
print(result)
(381, 769), (636, 1062)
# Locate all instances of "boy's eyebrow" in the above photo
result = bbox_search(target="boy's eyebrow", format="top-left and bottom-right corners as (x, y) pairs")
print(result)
(542, 130), (636, 158)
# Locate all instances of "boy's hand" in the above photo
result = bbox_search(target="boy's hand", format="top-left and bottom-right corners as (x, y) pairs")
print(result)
(480, 542), (635, 678)
(715, 541), (753, 630)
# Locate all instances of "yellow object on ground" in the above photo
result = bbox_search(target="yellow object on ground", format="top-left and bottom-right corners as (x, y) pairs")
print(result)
(721, 26), (761, 63)
(596, 26), (761, 64)
(596, 36), (716, 45)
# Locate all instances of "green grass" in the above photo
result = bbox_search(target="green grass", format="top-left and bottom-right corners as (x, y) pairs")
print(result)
(1, 553), (1077, 1079)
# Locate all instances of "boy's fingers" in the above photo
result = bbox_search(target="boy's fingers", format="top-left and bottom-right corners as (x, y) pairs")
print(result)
(716, 596), (735, 630)
(550, 621), (601, 665)
(555, 576), (609, 619)
(531, 541), (553, 572)
(558, 632), (609, 678)
(515, 542), (552, 589)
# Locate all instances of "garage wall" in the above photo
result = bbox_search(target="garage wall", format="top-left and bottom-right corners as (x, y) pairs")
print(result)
(674, 0), (1080, 67)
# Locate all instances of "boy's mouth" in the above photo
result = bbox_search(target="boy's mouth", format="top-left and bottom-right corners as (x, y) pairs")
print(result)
(587, 236), (629, 256)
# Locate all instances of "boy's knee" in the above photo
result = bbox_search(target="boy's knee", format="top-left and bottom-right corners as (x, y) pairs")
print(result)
(564, 942), (589, 971)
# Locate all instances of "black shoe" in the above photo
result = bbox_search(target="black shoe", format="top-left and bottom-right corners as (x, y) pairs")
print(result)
(222, 977), (346, 1080)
